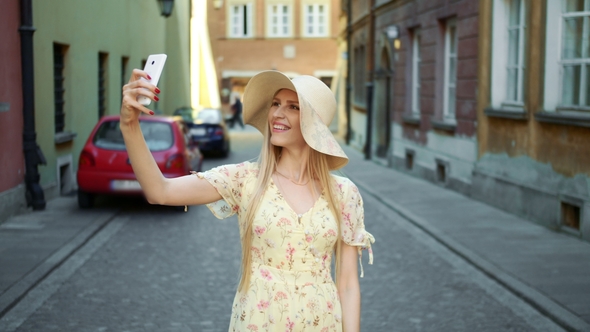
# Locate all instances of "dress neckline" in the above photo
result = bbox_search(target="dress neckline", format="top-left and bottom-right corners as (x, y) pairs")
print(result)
(270, 177), (324, 218)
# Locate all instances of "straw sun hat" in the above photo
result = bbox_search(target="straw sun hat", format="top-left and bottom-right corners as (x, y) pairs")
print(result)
(242, 70), (348, 170)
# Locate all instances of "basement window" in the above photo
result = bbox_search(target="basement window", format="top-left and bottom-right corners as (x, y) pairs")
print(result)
(561, 201), (581, 231)
(435, 158), (449, 184)
(405, 149), (415, 170)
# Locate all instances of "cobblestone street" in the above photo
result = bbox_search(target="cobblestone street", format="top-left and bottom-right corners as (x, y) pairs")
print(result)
(0, 129), (579, 331)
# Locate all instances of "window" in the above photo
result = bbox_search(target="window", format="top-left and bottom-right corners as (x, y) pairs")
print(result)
(353, 45), (366, 104)
(230, 3), (253, 38)
(491, 0), (527, 110)
(506, 0), (526, 104)
(54, 43), (66, 134)
(412, 29), (422, 115)
(121, 56), (129, 104)
(303, 4), (328, 37)
(544, 0), (590, 111)
(560, 0), (590, 108)
(98, 52), (108, 118)
(443, 19), (458, 120)
(93, 120), (173, 152)
(268, 4), (291, 37)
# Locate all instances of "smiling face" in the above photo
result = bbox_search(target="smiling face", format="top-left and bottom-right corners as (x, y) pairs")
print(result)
(267, 89), (306, 150)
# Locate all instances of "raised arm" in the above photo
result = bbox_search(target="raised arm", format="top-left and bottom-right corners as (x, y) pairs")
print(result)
(120, 69), (222, 206)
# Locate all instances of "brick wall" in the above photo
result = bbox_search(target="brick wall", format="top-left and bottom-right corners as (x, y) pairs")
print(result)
(207, 0), (341, 109)
(375, 0), (479, 144)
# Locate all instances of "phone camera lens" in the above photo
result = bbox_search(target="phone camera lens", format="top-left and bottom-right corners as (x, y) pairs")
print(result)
(152, 61), (155, 65)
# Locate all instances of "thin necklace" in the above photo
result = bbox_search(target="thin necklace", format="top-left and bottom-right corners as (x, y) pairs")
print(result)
(274, 169), (309, 186)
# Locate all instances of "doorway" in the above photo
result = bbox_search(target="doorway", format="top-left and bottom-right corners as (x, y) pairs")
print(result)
(374, 47), (392, 159)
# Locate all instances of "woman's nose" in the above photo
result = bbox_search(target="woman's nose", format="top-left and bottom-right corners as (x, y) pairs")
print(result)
(272, 104), (285, 117)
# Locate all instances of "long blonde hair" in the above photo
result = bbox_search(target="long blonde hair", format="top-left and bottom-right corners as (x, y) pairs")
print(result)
(237, 126), (343, 292)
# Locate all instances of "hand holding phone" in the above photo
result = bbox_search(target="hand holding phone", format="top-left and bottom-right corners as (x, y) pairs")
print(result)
(138, 54), (167, 106)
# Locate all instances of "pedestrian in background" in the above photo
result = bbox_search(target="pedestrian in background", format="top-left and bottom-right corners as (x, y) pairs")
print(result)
(229, 86), (244, 129)
(120, 69), (374, 331)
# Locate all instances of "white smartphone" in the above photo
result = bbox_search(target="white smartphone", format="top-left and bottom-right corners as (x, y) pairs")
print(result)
(138, 54), (167, 106)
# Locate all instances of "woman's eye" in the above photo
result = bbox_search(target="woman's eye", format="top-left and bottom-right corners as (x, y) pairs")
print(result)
(291, 105), (300, 110)
(271, 101), (280, 107)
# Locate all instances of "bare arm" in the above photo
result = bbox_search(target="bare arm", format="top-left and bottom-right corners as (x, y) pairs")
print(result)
(120, 69), (222, 206)
(338, 243), (361, 332)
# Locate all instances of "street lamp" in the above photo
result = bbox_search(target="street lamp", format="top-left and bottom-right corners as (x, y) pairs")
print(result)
(157, 0), (174, 17)
(385, 25), (399, 40)
(385, 25), (401, 50)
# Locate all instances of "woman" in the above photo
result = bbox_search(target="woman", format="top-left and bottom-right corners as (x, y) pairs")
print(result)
(120, 69), (374, 331)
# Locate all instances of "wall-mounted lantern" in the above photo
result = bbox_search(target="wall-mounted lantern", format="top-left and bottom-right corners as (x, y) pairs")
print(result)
(385, 25), (399, 39)
(157, 0), (174, 17)
(385, 25), (401, 50)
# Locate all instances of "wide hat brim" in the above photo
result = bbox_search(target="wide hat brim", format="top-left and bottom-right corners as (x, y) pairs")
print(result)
(243, 71), (348, 170)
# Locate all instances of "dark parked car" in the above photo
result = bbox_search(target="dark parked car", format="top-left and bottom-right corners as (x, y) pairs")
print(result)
(174, 108), (230, 157)
(76, 115), (203, 208)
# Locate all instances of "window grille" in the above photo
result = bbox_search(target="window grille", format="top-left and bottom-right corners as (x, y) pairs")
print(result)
(560, 0), (590, 108)
(121, 56), (129, 104)
(412, 29), (422, 115)
(303, 4), (328, 37)
(443, 19), (458, 119)
(506, 0), (526, 104)
(99, 52), (108, 118)
(353, 45), (366, 105)
(268, 4), (290, 37)
(54, 44), (66, 133)
(230, 4), (253, 38)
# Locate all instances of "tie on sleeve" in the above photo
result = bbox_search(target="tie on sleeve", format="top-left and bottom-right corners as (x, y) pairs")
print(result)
(192, 162), (256, 219)
(338, 178), (375, 278)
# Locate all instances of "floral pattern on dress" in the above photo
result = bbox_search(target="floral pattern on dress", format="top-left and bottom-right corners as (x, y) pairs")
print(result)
(195, 162), (374, 331)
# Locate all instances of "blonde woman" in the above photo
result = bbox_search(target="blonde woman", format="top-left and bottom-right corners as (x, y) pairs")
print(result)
(120, 70), (374, 331)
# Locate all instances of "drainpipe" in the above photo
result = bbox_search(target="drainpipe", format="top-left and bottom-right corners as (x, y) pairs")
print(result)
(364, 0), (375, 160)
(20, 0), (46, 210)
(364, 81), (373, 160)
(345, 0), (352, 145)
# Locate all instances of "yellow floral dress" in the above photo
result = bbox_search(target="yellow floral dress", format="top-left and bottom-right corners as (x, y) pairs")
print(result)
(196, 162), (374, 332)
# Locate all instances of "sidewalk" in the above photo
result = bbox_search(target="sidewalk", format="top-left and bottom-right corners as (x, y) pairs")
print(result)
(0, 196), (119, 318)
(340, 145), (590, 331)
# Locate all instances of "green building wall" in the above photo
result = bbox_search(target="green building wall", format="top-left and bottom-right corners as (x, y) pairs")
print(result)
(31, 0), (191, 198)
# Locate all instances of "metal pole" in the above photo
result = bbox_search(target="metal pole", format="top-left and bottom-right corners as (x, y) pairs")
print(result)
(364, 0), (375, 160)
(345, 0), (352, 145)
(364, 82), (373, 160)
(20, 0), (46, 210)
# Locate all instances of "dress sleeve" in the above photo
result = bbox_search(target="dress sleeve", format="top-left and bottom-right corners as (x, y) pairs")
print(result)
(339, 178), (375, 277)
(192, 162), (256, 219)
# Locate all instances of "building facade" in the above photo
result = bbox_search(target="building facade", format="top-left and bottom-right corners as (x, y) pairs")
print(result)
(0, 0), (193, 222)
(340, 0), (589, 242)
(343, 0), (479, 195)
(0, 1), (27, 221)
(207, 0), (342, 115)
(476, 0), (590, 240)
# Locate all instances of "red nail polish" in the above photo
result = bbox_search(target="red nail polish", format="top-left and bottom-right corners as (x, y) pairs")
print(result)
(155, 88), (161, 94)
(149, 111), (154, 115)
(154, 96), (160, 101)
(147, 74), (152, 80)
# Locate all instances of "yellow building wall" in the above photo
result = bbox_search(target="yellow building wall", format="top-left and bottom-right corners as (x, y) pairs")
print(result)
(475, 0), (590, 240)
(477, 0), (590, 177)
(32, 0), (191, 196)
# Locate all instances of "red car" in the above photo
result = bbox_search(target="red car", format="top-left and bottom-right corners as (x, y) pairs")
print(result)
(76, 115), (203, 208)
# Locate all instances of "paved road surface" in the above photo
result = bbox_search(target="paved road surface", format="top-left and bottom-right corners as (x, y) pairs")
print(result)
(1, 128), (564, 331)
